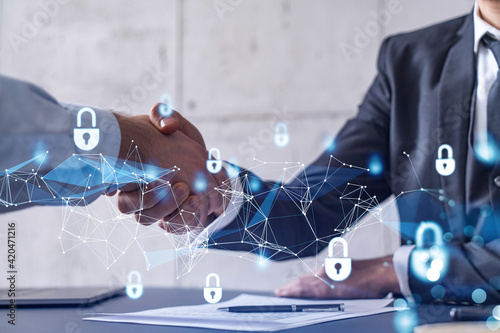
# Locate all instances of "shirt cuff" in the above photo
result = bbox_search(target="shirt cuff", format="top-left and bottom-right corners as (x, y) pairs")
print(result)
(186, 165), (244, 247)
(60, 102), (121, 159)
(393, 245), (415, 303)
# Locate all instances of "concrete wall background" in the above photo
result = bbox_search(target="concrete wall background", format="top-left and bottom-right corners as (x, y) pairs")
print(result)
(0, 0), (473, 292)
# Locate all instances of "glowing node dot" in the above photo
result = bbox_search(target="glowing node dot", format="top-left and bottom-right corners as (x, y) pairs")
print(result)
(393, 298), (408, 311)
(472, 288), (487, 304)
(427, 268), (440, 282)
(492, 305), (500, 320)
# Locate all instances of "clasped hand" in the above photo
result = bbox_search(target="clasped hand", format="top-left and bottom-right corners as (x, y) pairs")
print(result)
(108, 104), (228, 234)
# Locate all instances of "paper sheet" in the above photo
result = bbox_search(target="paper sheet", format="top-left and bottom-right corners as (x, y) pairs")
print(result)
(84, 294), (396, 331)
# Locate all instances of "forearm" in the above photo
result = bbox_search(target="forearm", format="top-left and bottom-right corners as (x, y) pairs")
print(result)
(210, 160), (389, 260)
(0, 75), (121, 212)
(210, 116), (393, 260)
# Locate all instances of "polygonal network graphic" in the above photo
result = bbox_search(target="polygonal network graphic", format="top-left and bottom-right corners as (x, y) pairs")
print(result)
(0, 149), (451, 285)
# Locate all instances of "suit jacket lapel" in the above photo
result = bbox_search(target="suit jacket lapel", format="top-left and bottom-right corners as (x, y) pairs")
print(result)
(437, 13), (476, 234)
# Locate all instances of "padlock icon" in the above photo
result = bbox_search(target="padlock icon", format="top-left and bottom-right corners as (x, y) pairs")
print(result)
(411, 222), (447, 282)
(126, 271), (144, 299)
(435, 144), (455, 176)
(74, 107), (100, 151)
(204, 273), (222, 303)
(159, 93), (173, 117)
(274, 122), (289, 147)
(206, 148), (223, 174)
(325, 237), (352, 281)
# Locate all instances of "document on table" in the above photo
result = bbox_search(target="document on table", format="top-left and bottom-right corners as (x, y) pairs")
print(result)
(84, 294), (396, 331)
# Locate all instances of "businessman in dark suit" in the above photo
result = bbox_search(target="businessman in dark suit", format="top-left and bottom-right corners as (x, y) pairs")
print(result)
(124, 0), (500, 304)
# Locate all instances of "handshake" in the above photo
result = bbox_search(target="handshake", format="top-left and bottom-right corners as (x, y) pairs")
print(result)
(109, 103), (229, 233)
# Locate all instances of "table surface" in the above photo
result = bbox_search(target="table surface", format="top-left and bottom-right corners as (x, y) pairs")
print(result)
(0, 287), (456, 332)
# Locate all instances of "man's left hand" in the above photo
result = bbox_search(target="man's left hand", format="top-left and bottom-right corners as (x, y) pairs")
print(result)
(275, 255), (401, 299)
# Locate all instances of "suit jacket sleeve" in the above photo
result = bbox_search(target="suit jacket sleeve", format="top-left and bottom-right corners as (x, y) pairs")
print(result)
(0, 75), (121, 213)
(212, 39), (394, 260)
(407, 239), (500, 304)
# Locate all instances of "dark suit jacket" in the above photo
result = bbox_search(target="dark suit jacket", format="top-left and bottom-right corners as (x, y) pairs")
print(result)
(215, 12), (500, 304)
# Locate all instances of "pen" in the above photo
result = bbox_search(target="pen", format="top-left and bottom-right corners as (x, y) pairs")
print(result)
(450, 306), (495, 321)
(217, 303), (345, 313)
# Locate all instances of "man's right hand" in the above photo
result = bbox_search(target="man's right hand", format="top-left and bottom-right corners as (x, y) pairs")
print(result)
(112, 107), (228, 233)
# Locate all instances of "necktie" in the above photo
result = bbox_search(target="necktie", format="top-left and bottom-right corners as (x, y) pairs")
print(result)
(482, 34), (500, 145)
